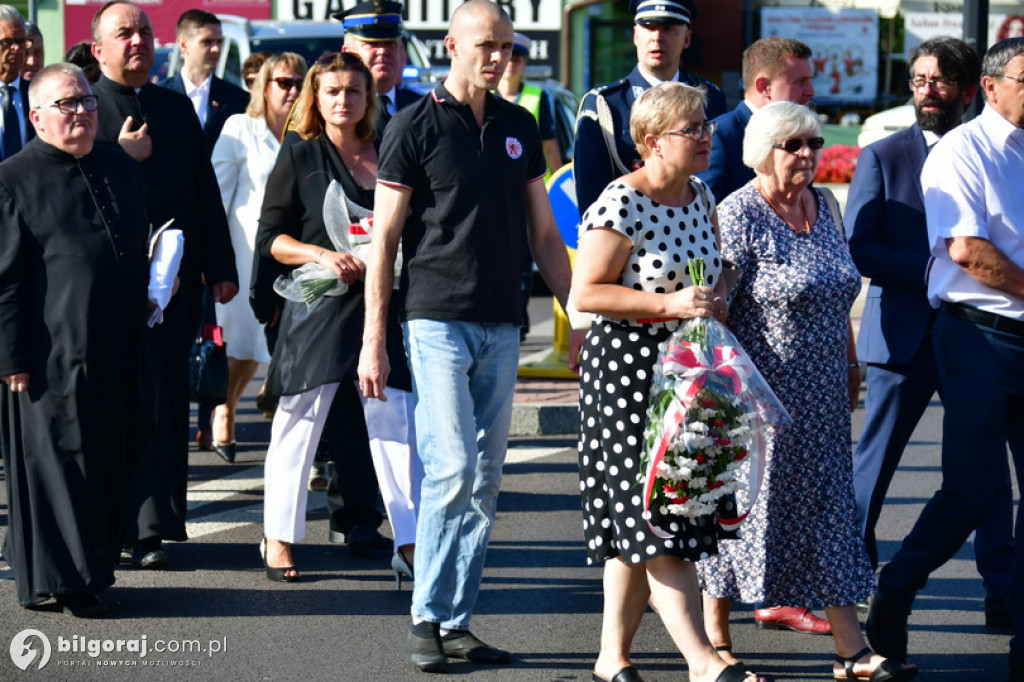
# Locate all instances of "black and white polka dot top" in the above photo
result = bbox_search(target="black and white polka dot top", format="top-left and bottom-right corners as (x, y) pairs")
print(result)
(579, 177), (723, 330)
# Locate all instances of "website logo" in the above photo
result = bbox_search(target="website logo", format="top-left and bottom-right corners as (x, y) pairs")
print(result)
(10, 629), (51, 671)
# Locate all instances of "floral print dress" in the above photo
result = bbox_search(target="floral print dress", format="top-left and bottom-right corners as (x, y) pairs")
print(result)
(695, 183), (875, 608)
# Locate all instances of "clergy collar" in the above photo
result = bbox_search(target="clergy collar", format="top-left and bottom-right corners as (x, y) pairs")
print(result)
(97, 74), (147, 96)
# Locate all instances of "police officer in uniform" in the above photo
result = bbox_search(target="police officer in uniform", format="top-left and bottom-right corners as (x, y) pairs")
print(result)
(573, 0), (725, 216)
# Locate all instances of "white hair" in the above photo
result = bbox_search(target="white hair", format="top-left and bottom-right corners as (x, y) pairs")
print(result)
(742, 101), (821, 173)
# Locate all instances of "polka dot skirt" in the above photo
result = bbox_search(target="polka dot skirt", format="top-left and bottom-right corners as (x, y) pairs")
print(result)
(577, 321), (720, 565)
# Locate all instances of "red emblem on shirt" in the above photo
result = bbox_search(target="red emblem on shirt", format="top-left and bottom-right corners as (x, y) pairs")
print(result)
(505, 136), (523, 159)
(632, 159), (645, 171)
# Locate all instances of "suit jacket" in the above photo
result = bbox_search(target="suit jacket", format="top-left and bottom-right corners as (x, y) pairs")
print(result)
(846, 124), (934, 365)
(695, 101), (754, 204)
(574, 66), (727, 216)
(159, 74), (249, 156)
(0, 79), (35, 161)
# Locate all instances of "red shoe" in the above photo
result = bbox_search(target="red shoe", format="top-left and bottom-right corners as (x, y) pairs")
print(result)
(755, 606), (832, 635)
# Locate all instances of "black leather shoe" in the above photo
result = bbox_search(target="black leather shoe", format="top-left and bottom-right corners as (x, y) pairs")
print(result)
(134, 537), (169, 570)
(212, 441), (236, 464)
(593, 665), (644, 682)
(408, 622), (447, 673)
(866, 591), (910, 663)
(986, 597), (1013, 630)
(343, 525), (392, 554)
(441, 630), (511, 664)
(56, 594), (109, 618)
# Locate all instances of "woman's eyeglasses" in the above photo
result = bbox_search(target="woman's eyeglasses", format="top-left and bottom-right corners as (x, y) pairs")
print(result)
(271, 77), (302, 92)
(772, 137), (825, 153)
(662, 121), (717, 141)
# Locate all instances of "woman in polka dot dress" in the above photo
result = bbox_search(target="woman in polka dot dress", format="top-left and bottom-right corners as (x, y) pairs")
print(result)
(572, 83), (762, 682)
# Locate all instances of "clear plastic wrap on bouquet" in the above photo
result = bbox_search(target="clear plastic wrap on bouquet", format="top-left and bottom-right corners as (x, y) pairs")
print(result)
(273, 180), (401, 307)
(639, 314), (792, 539)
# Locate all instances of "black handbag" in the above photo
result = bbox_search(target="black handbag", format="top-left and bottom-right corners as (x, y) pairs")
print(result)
(189, 323), (228, 404)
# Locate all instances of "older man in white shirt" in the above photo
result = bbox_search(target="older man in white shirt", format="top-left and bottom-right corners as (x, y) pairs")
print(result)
(867, 37), (1024, 682)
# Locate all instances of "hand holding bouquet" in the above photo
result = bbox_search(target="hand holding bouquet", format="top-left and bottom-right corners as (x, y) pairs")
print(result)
(640, 259), (791, 538)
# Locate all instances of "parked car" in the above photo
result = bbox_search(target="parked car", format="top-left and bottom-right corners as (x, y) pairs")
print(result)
(857, 102), (914, 147)
(165, 14), (438, 88)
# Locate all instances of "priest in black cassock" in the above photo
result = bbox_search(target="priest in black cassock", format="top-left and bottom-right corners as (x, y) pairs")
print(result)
(0, 63), (150, 617)
(89, 1), (238, 569)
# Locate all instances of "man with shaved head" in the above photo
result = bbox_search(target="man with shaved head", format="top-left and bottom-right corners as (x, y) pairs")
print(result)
(358, 0), (574, 673)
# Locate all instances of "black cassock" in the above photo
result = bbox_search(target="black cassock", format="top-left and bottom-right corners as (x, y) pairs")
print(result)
(91, 76), (237, 544)
(0, 139), (150, 605)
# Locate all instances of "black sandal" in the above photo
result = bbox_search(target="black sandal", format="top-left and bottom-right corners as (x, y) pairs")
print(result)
(834, 647), (917, 681)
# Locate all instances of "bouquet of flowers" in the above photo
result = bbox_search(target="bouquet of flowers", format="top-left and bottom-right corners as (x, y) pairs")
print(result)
(273, 180), (403, 307)
(639, 259), (791, 538)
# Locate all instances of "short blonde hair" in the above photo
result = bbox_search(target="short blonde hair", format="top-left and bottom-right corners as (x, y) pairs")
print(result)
(247, 52), (307, 119)
(742, 101), (821, 173)
(630, 82), (706, 159)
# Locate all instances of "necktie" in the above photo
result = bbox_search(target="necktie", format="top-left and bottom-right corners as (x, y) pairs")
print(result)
(377, 94), (392, 130)
(2, 84), (21, 159)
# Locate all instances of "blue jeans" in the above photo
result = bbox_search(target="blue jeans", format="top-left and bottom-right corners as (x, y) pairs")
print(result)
(403, 319), (520, 630)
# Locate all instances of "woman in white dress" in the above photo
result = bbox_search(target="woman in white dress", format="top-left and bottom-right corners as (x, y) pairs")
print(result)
(210, 53), (308, 461)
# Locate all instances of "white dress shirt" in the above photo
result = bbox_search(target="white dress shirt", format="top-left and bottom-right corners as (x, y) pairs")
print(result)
(923, 104), (1024, 318)
(180, 71), (211, 128)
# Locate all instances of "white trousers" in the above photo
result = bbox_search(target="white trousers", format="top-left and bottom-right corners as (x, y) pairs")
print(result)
(263, 382), (339, 543)
(359, 385), (422, 548)
(263, 381), (422, 549)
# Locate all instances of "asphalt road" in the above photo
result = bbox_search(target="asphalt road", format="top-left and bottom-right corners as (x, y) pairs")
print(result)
(0, 303), (1018, 681)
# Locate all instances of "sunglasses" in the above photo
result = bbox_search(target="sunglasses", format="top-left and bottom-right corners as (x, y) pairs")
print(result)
(663, 121), (717, 141)
(772, 137), (825, 153)
(271, 77), (302, 91)
(316, 51), (365, 68)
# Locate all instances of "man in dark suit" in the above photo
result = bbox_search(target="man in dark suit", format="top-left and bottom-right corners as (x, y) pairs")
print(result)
(0, 5), (33, 160)
(848, 37), (1013, 629)
(160, 9), (248, 155)
(91, 0), (238, 570)
(160, 9), (249, 462)
(574, 0), (726, 216)
(696, 37), (813, 203)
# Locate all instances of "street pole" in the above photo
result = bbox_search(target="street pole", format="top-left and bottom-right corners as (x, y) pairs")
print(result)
(962, 0), (989, 120)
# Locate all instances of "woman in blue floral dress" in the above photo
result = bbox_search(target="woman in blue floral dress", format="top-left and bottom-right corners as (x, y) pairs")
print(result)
(695, 102), (917, 682)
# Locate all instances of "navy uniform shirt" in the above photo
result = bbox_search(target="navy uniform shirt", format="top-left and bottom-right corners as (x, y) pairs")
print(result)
(574, 66), (726, 217)
(378, 82), (547, 326)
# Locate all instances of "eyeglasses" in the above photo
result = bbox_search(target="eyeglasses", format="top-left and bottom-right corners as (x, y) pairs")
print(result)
(271, 77), (302, 92)
(0, 37), (26, 50)
(316, 51), (364, 68)
(772, 137), (825, 153)
(995, 73), (1024, 85)
(40, 95), (99, 115)
(908, 76), (958, 92)
(662, 121), (717, 141)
